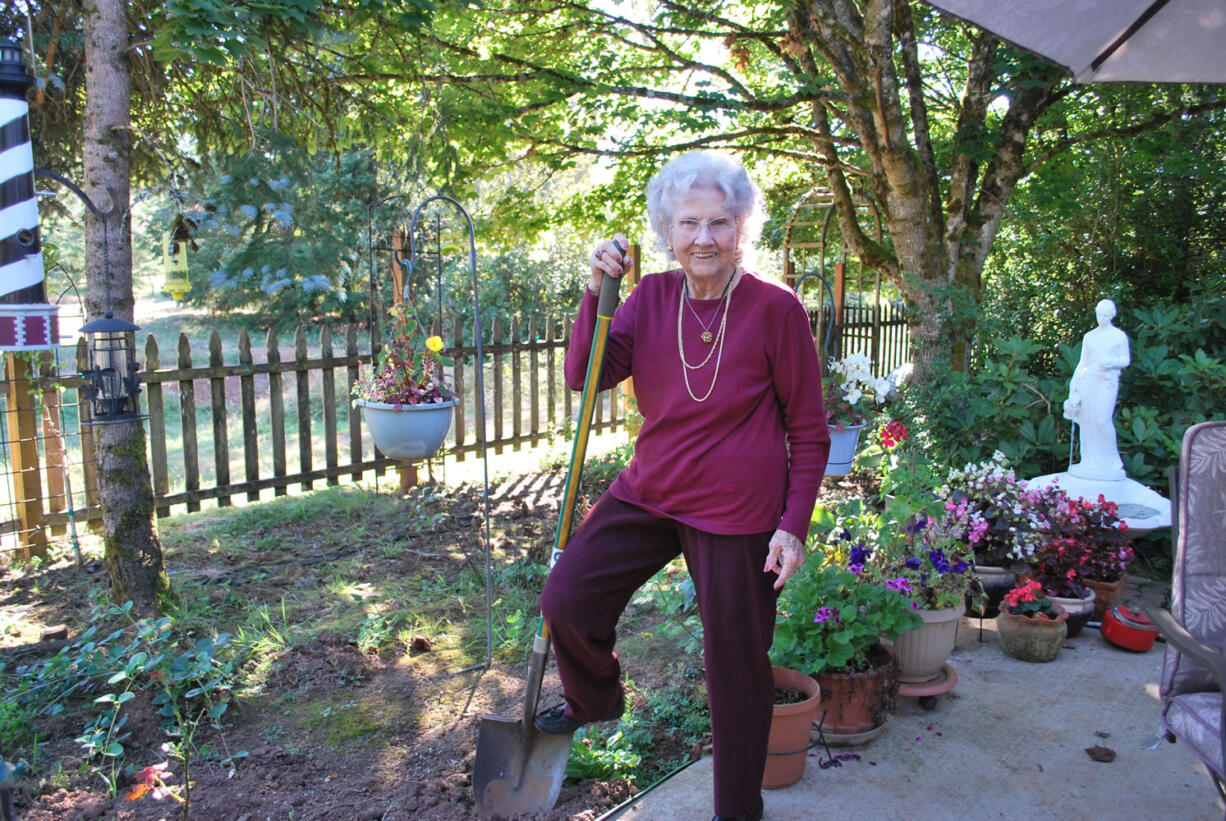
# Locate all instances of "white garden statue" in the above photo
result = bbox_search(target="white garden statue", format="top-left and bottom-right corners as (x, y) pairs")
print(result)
(1029, 298), (1170, 535)
(1063, 299), (1129, 481)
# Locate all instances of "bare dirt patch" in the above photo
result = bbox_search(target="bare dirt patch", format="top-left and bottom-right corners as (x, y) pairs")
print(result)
(3, 470), (875, 819)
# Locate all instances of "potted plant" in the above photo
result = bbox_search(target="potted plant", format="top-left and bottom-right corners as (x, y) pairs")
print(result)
(351, 305), (456, 460)
(763, 666), (822, 789)
(1030, 490), (1131, 633)
(822, 352), (888, 476)
(936, 452), (1055, 616)
(771, 519), (919, 745)
(874, 419), (941, 521)
(871, 512), (979, 683)
(996, 579), (1069, 662)
(1040, 493), (1133, 621)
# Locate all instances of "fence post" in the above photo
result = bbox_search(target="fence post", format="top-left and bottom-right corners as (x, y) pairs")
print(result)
(492, 315), (504, 455)
(38, 351), (67, 536)
(546, 315), (557, 430)
(4, 353), (46, 557)
(178, 334), (201, 512)
(145, 335), (170, 518)
(346, 325), (362, 482)
(239, 330), (259, 503)
(295, 326), (312, 491)
(510, 316), (522, 451)
(451, 314), (466, 461)
(528, 315), (540, 447)
(321, 326), (338, 487)
(267, 328), (287, 496)
(209, 331), (231, 507)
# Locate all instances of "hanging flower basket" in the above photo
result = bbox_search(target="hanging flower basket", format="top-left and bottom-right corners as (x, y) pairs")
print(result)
(825, 423), (866, 477)
(357, 398), (456, 460)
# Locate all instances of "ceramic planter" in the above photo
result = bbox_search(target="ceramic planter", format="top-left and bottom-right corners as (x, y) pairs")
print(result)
(813, 644), (897, 746)
(1049, 590), (1096, 638)
(356, 398), (456, 460)
(893, 607), (961, 683)
(996, 604), (1068, 662)
(824, 423), (866, 477)
(763, 666), (822, 789)
(1083, 577), (1124, 621)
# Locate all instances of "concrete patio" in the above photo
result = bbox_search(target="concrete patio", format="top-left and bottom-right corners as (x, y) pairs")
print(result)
(603, 576), (1223, 821)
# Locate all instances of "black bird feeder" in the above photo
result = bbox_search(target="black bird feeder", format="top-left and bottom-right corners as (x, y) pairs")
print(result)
(79, 311), (141, 422)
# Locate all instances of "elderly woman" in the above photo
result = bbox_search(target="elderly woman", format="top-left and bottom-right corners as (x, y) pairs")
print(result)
(537, 151), (830, 821)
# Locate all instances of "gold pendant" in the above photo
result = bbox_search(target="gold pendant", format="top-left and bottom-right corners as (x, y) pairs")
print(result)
(701, 331), (714, 344)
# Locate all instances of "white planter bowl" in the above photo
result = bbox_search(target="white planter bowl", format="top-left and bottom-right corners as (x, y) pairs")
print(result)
(357, 398), (456, 460)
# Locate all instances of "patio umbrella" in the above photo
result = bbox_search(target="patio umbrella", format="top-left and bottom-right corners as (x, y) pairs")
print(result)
(920, 0), (1226, 84)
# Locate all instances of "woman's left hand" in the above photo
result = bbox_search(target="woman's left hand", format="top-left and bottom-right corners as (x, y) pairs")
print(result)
(764, 529), (806, 590)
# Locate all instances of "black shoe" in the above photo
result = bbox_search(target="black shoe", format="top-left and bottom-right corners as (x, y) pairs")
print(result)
(534, 691), (625, 735)
(712, 796), (764, 821)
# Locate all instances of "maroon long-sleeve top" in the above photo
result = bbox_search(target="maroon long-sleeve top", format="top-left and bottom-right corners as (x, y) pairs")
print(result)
(565, 269), (830, 541)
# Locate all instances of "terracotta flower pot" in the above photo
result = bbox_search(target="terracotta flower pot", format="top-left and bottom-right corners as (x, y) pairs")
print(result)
(996, 604), (1068, 662)
(1049, 590), (1096, 638)
(763, 666), (822, 789)
(893, 606), (961, 683)
(813, 644), (897, 746)
(1083, 577), (1124, 621)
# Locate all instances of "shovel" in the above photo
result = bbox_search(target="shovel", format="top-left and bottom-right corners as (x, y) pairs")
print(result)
(473, 245), (626, 819)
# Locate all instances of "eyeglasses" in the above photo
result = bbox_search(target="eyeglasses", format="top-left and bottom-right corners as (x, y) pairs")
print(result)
(672, 216), (738, 239)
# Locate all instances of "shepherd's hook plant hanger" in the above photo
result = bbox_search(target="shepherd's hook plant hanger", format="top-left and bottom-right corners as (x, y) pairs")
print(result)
(794, 269), (836, 362)
(403, 195), (494, 672)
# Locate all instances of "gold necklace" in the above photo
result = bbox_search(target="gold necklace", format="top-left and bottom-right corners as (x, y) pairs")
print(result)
(683, 284), (728, 344)
(677, 272), (735, 402)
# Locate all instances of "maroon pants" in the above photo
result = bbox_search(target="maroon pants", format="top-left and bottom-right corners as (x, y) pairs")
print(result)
(540, 494), (778, 817)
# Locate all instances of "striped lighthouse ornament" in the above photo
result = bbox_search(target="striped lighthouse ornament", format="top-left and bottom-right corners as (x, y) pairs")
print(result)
(0, 40), (57, 351)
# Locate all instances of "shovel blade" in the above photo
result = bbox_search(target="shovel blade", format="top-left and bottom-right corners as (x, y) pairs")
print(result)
(474, 714), (573, 819)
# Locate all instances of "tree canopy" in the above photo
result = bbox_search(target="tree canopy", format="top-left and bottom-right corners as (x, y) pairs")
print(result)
(19, 0), (1226, 368)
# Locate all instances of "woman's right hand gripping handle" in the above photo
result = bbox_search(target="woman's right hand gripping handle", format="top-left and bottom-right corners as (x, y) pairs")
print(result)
(588, 233), (633, 300)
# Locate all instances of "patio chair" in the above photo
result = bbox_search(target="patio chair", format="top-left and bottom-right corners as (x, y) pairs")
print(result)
(1149, 420), (1226, 800)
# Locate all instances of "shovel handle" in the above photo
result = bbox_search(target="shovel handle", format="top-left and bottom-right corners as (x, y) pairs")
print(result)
(520, 243), (624, 728)
(547, 241), (626, 572)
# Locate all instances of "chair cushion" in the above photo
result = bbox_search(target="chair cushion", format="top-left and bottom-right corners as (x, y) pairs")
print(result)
(1162, 421), (1226, 698)
(1166, 692), (1225, 777)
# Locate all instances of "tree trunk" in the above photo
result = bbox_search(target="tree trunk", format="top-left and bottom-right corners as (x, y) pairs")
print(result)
(83, 0), (170, 612)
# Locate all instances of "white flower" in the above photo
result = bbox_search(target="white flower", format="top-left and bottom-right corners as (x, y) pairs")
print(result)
(843, 385), (863, 405)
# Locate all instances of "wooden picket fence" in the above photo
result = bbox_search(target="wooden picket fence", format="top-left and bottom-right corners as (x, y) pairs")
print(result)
(1, 301), (908, 558)
(0, 315), (626, 556)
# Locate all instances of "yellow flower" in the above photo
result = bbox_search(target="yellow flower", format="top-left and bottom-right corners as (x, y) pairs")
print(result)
(425, 335), (444, 352)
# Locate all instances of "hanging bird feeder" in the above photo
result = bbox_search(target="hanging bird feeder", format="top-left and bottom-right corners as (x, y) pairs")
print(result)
(162, 231), (190, 300)
(79, 312), (142, 422)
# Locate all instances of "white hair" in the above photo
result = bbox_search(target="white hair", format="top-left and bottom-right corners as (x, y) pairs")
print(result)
(645, 151), (765, 259)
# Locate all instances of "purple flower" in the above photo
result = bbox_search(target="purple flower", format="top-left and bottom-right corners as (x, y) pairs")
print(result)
(813, 607), (840, 624)
(849, 544), (873, 567)
(885, 577), (913, 593)
(910, 601), (921, 610)
(848, 563), (864, 576)
(928, 550), (951, 573)
(952, 561), (970, 574)
(904, 557), (922, 570)
(906, 515), (929, 535)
